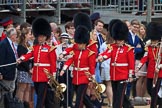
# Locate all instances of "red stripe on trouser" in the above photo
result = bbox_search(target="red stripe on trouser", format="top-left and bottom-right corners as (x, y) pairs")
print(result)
(120, 83), (127, 108)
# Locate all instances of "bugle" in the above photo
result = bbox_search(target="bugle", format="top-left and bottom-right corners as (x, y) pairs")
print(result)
(85, 72), (106, 102)
(43, 68), (66, 101)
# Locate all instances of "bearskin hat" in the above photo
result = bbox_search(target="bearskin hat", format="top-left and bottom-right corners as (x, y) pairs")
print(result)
(111, 20), (128, 41)
(32, 17), (51, 39)
(146, 22), (162, 41)
(74, 25), (90, 45)
(108, 19), (121, 37)
(73, 12), (92, 32)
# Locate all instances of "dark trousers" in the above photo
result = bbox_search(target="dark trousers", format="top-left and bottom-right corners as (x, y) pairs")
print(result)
(112, 80), (130, 108)
(73, 84), (89, 108)
(34, 82), (59, 108)
(34, 82), (47, 108)
(147, 78), (162, 108)
(58, 69), (73, 107)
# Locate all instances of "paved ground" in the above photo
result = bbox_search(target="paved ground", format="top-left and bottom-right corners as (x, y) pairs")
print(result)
(101, 96), (151, 108)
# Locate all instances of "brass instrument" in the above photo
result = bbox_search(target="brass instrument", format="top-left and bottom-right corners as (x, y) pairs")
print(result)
(153, 38), (162, 87)
(43, 68), (66, 101)
(85, 72), (106, 102)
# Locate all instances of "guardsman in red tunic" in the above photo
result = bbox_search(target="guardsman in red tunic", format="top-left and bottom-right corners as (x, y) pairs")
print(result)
(97, 20), (135, 108)
(61, 13), (98, 58)
(60, 13), (96, 108)
(136, 22), (162, 108)
(17, 18), (57, 108)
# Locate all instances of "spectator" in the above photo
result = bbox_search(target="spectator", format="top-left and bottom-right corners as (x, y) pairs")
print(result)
(100, 29), (114, 107)
(126, 19), (143, 99)
(53, 27), (62, 45)
(65, 21), (75, 44)
(93, 19), (105, 108)
(0, 28), (18, 107)
(133, 24), (148, 105)
(16, 24), (33, 107)
(50, 22), (58, 45)
(94, 19), (105, 83)
(123, 20), (131, 30)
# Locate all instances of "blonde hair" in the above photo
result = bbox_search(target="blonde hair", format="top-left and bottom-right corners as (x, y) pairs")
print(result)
(139, 24), (146, 39)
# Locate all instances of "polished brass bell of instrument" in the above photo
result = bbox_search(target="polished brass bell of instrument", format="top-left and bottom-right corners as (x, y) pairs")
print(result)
(44, 68), (66, 101)
(85, 72), (106, 102)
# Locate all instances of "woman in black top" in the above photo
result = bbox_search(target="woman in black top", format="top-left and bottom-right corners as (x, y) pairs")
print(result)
(16, 23), (33, 105)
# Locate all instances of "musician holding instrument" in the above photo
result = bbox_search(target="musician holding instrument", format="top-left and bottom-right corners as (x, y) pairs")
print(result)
(136, 22), (162, 108)
(17, 18), (57, 108)
(60, 13), (96, 108)
(97, 20), (135, 108)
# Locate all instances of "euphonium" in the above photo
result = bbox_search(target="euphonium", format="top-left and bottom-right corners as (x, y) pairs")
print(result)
(43, 68), (66, 101)
(85, 72), (106, 102)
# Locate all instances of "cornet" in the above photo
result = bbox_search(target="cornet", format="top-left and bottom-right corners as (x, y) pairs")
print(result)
(85, 72), (106, 102)
(44, 68), (66, 101)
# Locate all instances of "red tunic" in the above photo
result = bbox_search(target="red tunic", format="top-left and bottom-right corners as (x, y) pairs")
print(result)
(138, 46), (162, 78)
(0, 32), (6, 41)
(20, 44), (57, 82)
(62, 47), (96, 85)
(100, 43), (135, 81)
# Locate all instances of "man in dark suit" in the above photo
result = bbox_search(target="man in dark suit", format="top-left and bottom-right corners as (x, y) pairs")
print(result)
(0, 27), (18, 92)
(125, 19), (144, 108)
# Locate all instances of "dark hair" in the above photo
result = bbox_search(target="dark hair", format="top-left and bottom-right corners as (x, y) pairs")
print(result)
(131, 19), (140, 25)
(65, 21), (74, 32)
(56, 27), (62, 35)
(94, 19), (104, 26)
(19, 27), (31, 48)
(20, 22), (31, 31)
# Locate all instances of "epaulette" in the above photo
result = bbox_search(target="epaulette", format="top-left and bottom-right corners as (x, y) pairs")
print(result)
(88, 40), (97, 47)
(144, 46), (148, 51)
(28, 46), (33, 51)
(50, 46), (56, 52)
(88, 49), (95, 57)
(107, 44), (113, 50)
(125, 44), (134, 51)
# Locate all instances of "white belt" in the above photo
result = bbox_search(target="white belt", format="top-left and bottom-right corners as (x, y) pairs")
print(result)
(74, 67), (89, 71)
(111, 63), (128, 66)
(34, 63), (50, 67)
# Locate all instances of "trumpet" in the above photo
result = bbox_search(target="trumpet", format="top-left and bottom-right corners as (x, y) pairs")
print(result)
(43, 68), (66, 101)
(153, 38), (162, 87)
(85, 72), (106, 102)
